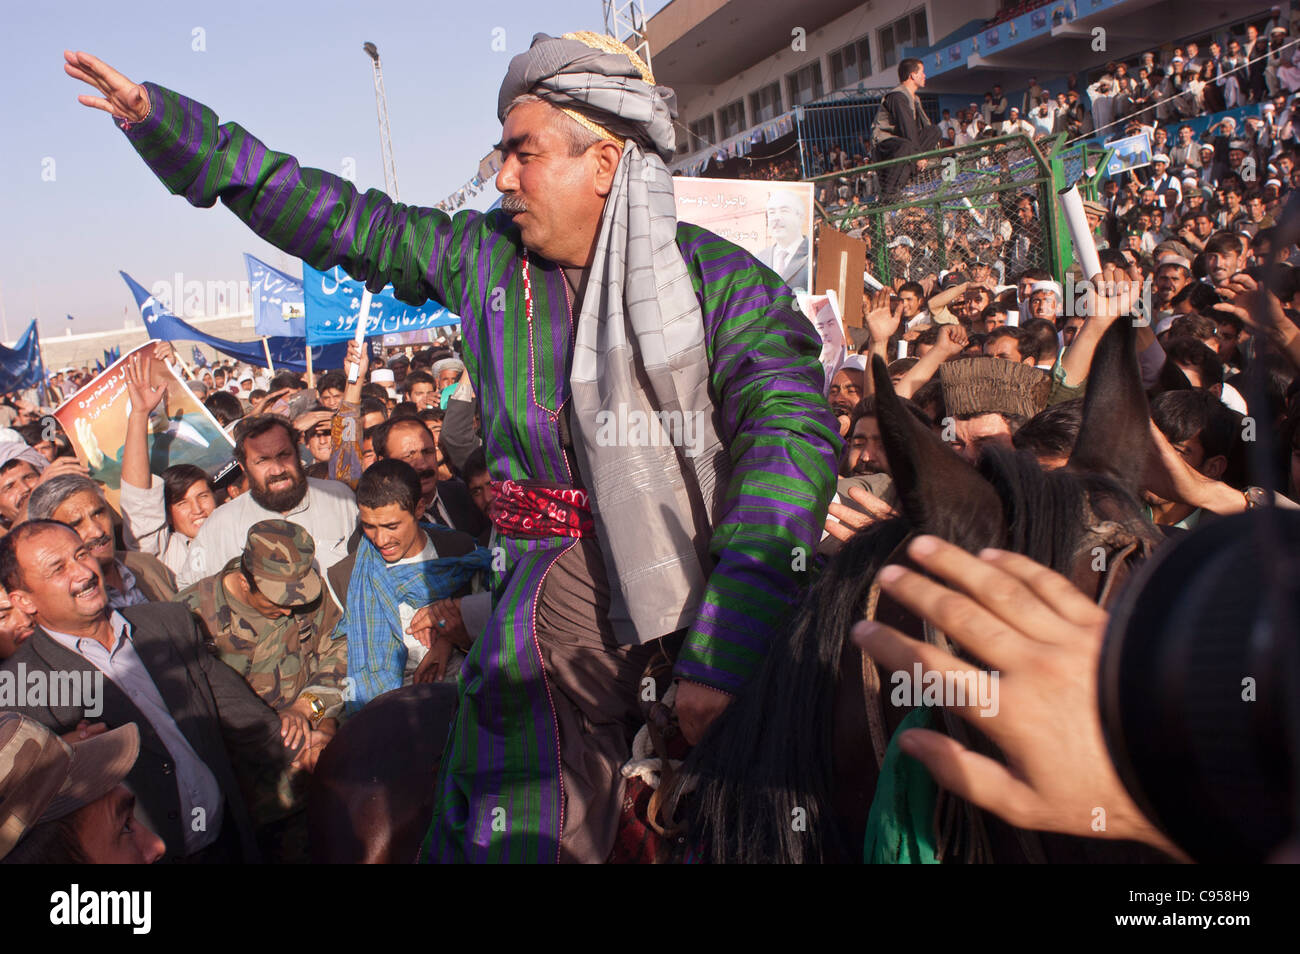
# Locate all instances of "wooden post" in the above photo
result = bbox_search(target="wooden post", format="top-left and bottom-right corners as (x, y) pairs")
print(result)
(261, 337), (275, 373)
(305, 344), (315, 389)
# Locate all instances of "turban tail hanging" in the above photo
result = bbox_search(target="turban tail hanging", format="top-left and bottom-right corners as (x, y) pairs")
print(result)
(498, 33), (732, 644)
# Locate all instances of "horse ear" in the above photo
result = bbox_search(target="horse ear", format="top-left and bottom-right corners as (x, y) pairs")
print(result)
(1067, 315), (1151, 492)
(870, 356), (1006, 550)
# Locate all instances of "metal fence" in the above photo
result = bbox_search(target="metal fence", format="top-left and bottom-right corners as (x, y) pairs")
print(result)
(795, 92), (942, 179)
(810, 132), (1070, 290)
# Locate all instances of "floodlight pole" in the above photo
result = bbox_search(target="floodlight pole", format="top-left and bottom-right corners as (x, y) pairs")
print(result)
(602, 0), (653, 74)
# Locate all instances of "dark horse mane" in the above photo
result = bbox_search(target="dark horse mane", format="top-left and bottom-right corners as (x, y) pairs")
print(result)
(669, 318), (1160, 864)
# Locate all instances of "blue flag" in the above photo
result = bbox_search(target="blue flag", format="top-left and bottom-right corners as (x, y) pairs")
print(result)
(191, 346), (209, 368)
(244, 253), (306, 337)
(302, 264), (459, 345)
(0, 320), (45, 394)
(120, 271), (347, 374)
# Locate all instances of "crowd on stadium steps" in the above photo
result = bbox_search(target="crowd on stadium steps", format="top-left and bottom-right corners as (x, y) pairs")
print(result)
(727, 18), (1300, 215)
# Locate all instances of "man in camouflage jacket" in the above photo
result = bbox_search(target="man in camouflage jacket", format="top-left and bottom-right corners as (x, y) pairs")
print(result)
(175, 520), (347, 821)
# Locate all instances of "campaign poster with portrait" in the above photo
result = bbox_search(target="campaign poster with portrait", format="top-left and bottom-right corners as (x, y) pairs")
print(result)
(796, 289), (848, 392)
(673, 177), (815, 295)
(54, 343), (233, 512)
(1104, 132), (1153, 176)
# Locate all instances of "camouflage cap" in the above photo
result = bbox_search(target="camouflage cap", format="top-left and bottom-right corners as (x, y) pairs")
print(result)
(242, 519), (322, 607)
(0, 713), (139, 860)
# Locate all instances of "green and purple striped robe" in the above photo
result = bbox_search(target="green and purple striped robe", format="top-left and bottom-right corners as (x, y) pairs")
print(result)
(121, 83), (841, 862)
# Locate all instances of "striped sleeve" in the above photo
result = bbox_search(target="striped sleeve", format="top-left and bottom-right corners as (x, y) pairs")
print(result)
(121, 82), (485, 315)
(674, 230), (842, 694)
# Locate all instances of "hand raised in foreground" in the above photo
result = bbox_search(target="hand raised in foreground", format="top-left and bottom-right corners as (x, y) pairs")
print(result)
(64, 51), (149, 124)
(851, 534), (1187, 860)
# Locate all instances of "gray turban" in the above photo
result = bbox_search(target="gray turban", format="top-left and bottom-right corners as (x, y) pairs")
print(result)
(432, 357), (465, 379)
(497, 31), (678, 162)
(0, 442), (48, 475)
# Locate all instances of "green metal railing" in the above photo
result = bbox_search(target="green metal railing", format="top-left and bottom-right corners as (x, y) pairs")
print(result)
(808, 132), (1112, 287)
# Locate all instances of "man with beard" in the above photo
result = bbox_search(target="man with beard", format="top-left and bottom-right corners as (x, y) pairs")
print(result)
(173, 415), (358, 588)
(432, 357), (466, 396)
(841, 395), (890, 478)
(26, 475), (176, 607)
(828, 365), (865, 438)
(1153, 253), (1193, 311)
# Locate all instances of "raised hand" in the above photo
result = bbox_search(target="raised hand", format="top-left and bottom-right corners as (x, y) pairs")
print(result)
(936, 322), (969, 356)
(64, 51), (150, 123)
(125, 352), (168, 418)
(852, 535), (1186, 858)
(864, 287), (902, 349)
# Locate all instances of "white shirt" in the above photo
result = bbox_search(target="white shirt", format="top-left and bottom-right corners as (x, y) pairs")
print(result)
(389, 534), (491, 683)
(178, 477), (358, 587)
(120, 479), (194, 580)
(44, 612), (223, 855)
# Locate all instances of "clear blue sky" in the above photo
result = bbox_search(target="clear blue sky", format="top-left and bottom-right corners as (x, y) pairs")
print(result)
(0, 0), (668, 338)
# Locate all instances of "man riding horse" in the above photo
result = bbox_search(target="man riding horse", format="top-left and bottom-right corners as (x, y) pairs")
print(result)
(66, 31), (839, 862)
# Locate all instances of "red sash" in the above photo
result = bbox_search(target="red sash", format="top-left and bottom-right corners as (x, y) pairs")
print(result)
(488, 479), (595, 539)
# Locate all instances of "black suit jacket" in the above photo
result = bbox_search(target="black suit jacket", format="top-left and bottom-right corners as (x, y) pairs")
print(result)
(0, 602), (290, 863)
(436, 478), (490, 539)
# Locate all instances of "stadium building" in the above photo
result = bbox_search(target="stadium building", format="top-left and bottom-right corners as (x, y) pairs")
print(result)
(651, 0), (1290, 177)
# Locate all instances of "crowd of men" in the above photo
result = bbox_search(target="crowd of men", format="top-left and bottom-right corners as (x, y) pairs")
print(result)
(0, 24), (1295, 867)
(0, 331), (505, 862)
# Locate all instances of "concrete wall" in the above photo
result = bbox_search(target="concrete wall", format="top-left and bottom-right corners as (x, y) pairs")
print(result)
(669, 0), (1000, 153)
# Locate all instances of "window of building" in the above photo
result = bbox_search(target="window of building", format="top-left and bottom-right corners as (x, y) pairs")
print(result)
(688, 115), (717, 151)
(749, 82), (783, 123)
(786, 61), (825, 107)
(719, 99), (747, 139)
(830, 35), (873, 90)
(879, 9), (930, 70)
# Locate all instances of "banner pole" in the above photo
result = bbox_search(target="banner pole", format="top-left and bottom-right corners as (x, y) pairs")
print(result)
(261, 337), (275, 374)
(305, 344), (315, 389)
(35, 323), (53, 408)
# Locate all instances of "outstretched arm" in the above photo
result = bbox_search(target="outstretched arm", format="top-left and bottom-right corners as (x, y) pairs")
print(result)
(65, 50), (481, 316)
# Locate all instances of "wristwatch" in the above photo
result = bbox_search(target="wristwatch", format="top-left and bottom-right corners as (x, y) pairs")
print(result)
(299, 692), (327, 727)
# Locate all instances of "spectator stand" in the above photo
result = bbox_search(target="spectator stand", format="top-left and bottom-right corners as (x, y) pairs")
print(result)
(795, 88), (943, 179)
(810, 132), (1090, 288)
